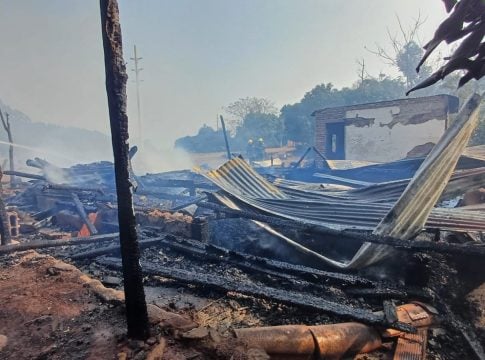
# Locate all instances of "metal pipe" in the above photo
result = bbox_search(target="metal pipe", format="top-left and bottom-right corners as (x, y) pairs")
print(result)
(234, 322), (382, 359)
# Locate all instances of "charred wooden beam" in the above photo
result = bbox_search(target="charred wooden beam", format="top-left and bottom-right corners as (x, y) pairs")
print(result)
(170, 195), (207, 211)
(199, 202), (485, 257)
(32, 216), (53, 229)
(71, 235), (165, 259)
(0, 232), (119, 254)
(439, 300), (485, 360)
(98, 257), (416, 333)
(71, 193), (98, 235)
(26, 159), (43, 169)
(383, 300), (398, 325)
(345, 287), (434, 301)
(80, 231), (376, 287)
(44, 184), (105, 194)
(135, 188), (199, 201)
(140, 179), (215, 190)
(174, 237), (376, 287)
(3, 170), (45, 181)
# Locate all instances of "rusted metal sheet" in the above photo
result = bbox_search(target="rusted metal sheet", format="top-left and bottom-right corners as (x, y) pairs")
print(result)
(203, 95), (483, 269)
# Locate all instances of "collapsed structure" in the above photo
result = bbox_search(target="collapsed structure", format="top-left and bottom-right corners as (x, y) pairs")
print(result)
(1, 95), (485, 359)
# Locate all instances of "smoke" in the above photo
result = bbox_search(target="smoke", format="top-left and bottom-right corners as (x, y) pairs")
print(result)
(0, 140), (76, 170)
(131, 143), (194, 175)
(42, 163), (71, 184)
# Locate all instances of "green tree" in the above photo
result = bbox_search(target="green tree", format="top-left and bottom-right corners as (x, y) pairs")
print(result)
(281, 83), (345, 145)
(174, 125), (226, 153)
(281, 77), (406, 145)
(233, 112), (283, 149)
(366, 15), (433, 87)
(224, 97), (278, 127)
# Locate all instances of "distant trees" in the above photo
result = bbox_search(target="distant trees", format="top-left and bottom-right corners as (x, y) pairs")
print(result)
(176, 97), (282, 153)
(175, 5), (485, 152)
(174, 125), (227, 153)
(232, 112), (283, 149)
(281, 78), (406, 145)
(224, 97), (278, 125)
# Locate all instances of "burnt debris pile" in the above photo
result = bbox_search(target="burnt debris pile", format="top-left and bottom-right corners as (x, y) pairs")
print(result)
(1, 97), (485, 359)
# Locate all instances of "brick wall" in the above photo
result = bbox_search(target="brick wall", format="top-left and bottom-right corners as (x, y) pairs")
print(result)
(312, 94), (459, 167)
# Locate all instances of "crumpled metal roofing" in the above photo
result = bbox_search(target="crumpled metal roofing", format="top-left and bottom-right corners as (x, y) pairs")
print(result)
(203, 94), (483, 269)
(274, 167), (485, 205)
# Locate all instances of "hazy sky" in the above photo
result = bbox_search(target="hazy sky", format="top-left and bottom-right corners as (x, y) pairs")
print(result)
(0, 1), (448, 148)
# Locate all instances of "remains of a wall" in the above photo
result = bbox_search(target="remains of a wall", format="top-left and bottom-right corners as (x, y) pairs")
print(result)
(344, 103), (446, 162)
(313, 95), (457, 163)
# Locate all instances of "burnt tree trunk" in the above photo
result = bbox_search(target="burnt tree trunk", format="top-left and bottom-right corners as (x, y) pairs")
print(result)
(0, 166), (11, 245)
(99, 0), (149, 339)
(0, 110), (15, 187)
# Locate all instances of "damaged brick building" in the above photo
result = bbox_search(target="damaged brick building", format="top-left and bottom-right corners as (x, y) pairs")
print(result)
(312, 94), (460, 162)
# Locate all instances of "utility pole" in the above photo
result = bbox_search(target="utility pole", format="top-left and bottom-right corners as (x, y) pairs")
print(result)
(99, 0), (150, 340)
(130, 45), (143, 147)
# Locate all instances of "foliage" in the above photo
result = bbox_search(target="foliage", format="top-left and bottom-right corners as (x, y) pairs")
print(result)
(281, 77), (407, 144)
(224, 97), (278, 124)
(232, 112), (283, 149)
(395, 41), (432, 87)
(175, 96), (283, 153)
(174, 125), (227, 153)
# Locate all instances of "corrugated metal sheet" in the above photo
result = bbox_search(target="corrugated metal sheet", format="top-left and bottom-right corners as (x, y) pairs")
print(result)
(275, 167), (485, 204)
(204, 160), (485, 233)
(202, 95), (483, 269)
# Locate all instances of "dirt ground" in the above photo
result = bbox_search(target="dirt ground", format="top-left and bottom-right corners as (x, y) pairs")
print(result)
(1, 244), (484, 359)
(0, 250), (263, 360)
(0, 251), (127, 360)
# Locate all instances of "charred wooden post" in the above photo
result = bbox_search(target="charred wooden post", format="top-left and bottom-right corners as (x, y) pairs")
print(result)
(220, 115), (232, 160)
(0, 110), (16, 187)
(0, 166), (11, 245)
(99, 0), (149, 340)
(190, 216), (209, 243)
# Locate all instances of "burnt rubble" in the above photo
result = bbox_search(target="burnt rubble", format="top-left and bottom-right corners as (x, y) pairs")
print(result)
(1, 99), (485, 359)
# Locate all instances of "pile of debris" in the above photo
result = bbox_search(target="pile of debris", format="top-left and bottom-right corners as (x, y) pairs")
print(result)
(1, 96), (485, 359)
